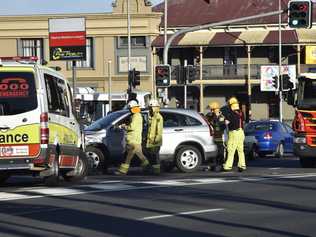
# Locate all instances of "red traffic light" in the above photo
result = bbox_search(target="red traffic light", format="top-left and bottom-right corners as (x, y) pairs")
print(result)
(299, 3), (308, 11)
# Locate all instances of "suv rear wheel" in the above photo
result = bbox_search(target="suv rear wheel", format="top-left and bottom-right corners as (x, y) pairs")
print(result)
(175, 145), (202, 173)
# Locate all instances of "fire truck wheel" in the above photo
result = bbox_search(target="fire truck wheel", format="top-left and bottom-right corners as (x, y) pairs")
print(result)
(300, 157), (316, 168)
(0, 172), (10, 184)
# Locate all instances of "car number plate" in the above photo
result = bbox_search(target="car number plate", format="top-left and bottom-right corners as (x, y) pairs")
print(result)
(0, 146), (29, 157)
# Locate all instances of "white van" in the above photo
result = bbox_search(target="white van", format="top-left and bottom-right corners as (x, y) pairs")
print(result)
(75, 88), (151, 126)
(0, 57), (87, 185)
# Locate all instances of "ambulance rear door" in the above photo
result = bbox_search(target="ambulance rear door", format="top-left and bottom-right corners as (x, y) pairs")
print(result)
(0, 67), (41, 162)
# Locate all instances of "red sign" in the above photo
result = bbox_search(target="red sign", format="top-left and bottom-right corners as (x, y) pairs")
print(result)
(49, 31), (86, 47)
(49, 18), (86, 61)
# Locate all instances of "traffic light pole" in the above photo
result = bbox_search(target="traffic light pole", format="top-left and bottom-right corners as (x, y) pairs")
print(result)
(184, 60), (188, 109)
(278, 0), (283, 122)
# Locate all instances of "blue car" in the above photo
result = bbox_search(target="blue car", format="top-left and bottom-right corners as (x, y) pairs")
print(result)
(244, 120), (294, 158)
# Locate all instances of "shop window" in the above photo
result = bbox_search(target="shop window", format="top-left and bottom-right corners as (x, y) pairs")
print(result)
(21, 38), (43, 61)
(118, 36), (147, 48)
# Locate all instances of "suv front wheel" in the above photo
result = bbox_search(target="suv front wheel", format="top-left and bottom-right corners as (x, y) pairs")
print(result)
(175, 145), (202, 173)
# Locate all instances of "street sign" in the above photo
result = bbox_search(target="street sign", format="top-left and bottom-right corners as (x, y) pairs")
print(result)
(260, 65), (296, 92)
(49, 18), (86, 61)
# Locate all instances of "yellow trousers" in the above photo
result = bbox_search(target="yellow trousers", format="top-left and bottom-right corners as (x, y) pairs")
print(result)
(223, 129), (246, 170)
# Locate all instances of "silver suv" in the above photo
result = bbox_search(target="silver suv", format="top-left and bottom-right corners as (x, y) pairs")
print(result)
(84, 108), (218, 173)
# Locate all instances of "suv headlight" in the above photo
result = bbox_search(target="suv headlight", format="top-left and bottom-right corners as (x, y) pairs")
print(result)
(84, 130), (106, 144)
(294, 137), (306, 144)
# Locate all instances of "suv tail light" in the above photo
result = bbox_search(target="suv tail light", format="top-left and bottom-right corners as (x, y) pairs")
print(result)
(263, 132), (272, 140)
(199, 114), (214, 136)
(40, 112), (49, 144)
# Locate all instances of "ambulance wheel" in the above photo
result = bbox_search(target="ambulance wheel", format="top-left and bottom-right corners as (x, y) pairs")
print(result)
(63, 150), (88, 182)
(0, 172), (10, 184)
(175, 145), (202, 173)
(44, 155), (60, 186)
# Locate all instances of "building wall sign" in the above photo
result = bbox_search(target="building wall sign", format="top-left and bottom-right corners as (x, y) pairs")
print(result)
(118, 56), (147, 72)
(306, 46), (316, 64)
(49, 18), (86, 61)
(260, 65), (296, 92)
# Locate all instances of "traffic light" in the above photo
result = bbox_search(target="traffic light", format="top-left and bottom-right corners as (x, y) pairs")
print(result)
(282, 74), (294, 91)
(271, 75), (279, 90)
(288, 0), (312, 28)
(155, 64), (171, 87)
(185, 65), (197, 83)
(128, 68), (140, 88)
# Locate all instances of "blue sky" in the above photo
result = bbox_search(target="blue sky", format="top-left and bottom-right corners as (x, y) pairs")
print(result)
(0, 0), (163, 16)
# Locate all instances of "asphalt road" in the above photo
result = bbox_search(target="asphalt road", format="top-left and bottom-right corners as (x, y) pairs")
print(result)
(0, 155), (316, 237)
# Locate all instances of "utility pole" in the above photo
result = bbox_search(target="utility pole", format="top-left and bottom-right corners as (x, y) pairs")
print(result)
(164, 0), (168, 103)
(108, 60), (112, 112)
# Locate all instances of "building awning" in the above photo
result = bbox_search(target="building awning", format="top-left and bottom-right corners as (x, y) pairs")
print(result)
(296, 29), (316, 43)
(152, 29), (316, 48)
(263, 30), (298, 44)
(235, 31), (269, 44)
(178, 31), (216, 46)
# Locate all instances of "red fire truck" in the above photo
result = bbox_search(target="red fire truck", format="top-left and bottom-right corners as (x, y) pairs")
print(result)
(286, 73), (316, 167)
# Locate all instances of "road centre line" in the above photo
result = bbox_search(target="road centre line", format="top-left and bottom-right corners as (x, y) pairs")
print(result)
(1, 173), (316, 202)
(139, 208), (224, 220)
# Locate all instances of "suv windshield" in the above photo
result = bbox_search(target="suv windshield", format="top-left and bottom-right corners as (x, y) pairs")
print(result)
(84, 110), (128, 131)
(0, 71), (37, 115)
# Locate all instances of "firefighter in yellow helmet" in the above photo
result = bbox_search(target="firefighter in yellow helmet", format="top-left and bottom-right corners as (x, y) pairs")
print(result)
(146, 99), (164, 175)
(116, 100), (151, 175)
(222, 97), (246, 172)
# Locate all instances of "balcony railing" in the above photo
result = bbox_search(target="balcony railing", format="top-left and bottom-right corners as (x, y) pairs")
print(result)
(171, 64), (316, 81)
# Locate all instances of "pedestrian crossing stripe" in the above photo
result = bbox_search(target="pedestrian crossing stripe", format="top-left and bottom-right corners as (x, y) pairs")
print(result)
(1, 173), (316, 202)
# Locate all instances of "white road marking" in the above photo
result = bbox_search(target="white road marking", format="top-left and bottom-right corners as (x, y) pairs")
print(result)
(1, 173), (316, 202)
(139, 208), (224, 220)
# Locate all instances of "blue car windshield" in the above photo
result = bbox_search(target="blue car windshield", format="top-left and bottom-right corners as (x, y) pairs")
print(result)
(84, 110), (128, 131)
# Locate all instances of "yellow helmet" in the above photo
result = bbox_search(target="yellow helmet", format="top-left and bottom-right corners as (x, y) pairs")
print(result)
(208, 101), (220, 110)
(228, 97), (238, 105)
(228, 97), (239, 110)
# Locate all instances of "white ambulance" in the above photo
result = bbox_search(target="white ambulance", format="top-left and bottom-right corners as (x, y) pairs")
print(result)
(0, 57), (87, 185)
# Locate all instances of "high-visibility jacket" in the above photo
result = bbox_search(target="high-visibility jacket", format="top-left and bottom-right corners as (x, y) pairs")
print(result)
(146, 112), (163, 148)
(126, 112), (143, 145)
